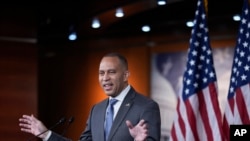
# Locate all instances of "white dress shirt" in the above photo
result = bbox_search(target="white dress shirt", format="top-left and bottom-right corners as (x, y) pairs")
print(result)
(109, 85), (130, 119)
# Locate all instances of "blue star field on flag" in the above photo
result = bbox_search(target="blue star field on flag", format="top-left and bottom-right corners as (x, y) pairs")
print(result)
(182, 0), (216, 100)
(227, 0), (250, 99)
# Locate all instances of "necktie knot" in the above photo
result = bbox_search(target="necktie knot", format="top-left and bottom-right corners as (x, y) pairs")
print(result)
(109, 98), (118, 106)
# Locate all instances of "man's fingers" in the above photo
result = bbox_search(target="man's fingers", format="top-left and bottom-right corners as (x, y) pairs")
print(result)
(19, 115), (31, 122)
(126, 120), (134, 129)
(138, 119), (146, 126)
(19, 118), (30, 124)
(22, 115), (31, 120)
(19, 123), (28, 128)
(20, 126), (32, 133)
(141, 122), (148, 129)
(126, 119), (147, 128)
(21, 128), (30, 132)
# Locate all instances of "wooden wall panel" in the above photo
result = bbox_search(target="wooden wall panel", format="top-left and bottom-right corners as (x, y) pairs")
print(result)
(0, 41), (37, 141)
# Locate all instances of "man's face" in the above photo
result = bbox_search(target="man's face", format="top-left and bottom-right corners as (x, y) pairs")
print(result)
(99, 56), (129, 97)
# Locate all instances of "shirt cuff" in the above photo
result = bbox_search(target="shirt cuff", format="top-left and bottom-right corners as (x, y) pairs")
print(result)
(43, 130), (52, 141)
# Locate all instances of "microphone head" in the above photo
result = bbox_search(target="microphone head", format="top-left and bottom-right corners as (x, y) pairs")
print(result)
(68, 116), (74, 124)
(59, 117), (66, 124)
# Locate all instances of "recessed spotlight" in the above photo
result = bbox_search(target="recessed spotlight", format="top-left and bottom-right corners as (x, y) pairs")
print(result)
(92, 18), (101, 29)
(68, 32), (77, 41)
(233, 14), (241, 21)
(157, 0), (166, 6)
(115, 8), (124, 18)
(142, 25), (151, 32)
(186, 20), (194, 27)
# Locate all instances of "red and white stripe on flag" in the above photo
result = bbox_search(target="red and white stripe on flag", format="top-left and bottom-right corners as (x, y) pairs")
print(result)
(169, 0), (224, 140)
(223, 0), (250, 140)
(170, 83), (224, 141)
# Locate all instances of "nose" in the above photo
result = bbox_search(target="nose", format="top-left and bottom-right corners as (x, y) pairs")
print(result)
(102, 73), (110, 81)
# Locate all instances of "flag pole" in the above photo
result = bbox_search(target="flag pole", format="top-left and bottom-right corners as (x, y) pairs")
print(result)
(204, 0), (208, 15)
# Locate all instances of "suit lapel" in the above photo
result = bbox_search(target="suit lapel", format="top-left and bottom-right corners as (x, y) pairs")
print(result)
(98, 99), (109, 141)
(108, 88), (136, 140)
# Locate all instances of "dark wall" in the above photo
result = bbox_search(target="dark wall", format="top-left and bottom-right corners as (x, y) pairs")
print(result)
(0, 41), (37, 141)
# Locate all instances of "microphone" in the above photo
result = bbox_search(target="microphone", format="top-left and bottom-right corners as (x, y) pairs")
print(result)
(61, 116), (75, 136)
(27, 117), (66, 141)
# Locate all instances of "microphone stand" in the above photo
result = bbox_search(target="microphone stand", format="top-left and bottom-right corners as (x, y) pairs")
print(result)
(61, 116), (74, 136)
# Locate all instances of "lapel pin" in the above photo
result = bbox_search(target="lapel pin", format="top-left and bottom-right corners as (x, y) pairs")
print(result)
(125, 103), (130, 106)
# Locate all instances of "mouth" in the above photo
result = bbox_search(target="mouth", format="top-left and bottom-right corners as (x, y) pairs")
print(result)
(103, 83), (113, 91)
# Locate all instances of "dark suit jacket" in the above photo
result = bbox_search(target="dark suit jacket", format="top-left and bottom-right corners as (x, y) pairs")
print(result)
(48, 87), (161, 141)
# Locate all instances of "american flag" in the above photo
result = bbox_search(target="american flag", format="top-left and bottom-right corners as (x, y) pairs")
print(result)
(169, 0), (225, 140)
(223, 0), (250, 140)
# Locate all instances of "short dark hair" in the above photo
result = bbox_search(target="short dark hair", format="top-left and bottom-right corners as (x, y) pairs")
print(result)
(103, 52), (128, 70)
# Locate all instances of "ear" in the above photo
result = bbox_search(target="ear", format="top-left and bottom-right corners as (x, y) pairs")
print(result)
(124, 71), (130, 80)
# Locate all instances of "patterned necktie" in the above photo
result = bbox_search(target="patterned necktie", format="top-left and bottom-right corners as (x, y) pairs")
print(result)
(105, 99), (118, 141)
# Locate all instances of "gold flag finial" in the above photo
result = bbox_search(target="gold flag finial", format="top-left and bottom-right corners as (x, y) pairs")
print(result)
(204, 0), (208, 15)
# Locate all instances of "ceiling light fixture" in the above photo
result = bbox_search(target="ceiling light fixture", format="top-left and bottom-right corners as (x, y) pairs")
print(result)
(157, 0), (166, 6)
(186, 20), (194, 27)
(68, 32), (77, 41)
(141, 25), (151, 32)
(233, 14), (240, 21)
(91, 18), (101, 29)
(68, 25), (77, 41)
(115, 8), (124, 18)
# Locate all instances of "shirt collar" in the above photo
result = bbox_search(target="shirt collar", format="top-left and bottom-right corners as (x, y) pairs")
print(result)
(110, 85), (131, 103)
